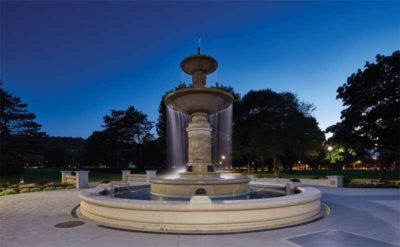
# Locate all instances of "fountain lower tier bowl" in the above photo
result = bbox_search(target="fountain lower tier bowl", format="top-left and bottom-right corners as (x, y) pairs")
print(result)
(79, 183), (324, 233)
(164, 88), (234, 115)
(150, 177), (251, 198)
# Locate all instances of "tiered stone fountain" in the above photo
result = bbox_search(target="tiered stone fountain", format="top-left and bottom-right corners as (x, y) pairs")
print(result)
(79, 50), (323, 234)
(150, 52), (250, 198)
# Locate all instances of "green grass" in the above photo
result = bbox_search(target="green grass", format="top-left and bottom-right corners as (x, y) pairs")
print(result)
(252, 169), (399, 180)
(0, 168), (122, 186)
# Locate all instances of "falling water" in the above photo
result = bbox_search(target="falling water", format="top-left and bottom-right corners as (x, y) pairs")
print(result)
(166, 104), (233, 172)
(209, 104), (233, 170)
(166, 106), (190, 171)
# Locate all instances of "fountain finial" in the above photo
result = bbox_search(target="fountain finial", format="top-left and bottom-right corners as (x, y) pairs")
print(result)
(197, 38), (201, 55)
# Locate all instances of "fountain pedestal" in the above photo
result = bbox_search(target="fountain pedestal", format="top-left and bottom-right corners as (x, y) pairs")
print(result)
(180, 113), (220, 179)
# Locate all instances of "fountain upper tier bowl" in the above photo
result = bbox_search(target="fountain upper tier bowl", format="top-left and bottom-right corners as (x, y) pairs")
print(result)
(180, 54), (218, 75)
(164, 88), (234, 114)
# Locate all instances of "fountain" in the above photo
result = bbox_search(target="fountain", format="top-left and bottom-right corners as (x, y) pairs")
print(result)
(150, 51), (250, 198)
(79, 50), (324, 233)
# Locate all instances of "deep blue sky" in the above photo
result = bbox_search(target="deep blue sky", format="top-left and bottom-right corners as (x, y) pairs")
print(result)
(2, 1), (399, 138)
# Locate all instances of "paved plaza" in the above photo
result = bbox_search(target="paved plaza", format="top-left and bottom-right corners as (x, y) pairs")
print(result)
(1, 187), (399, 247)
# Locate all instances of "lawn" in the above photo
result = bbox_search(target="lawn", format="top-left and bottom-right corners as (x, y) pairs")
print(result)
(0, 168), (122, 186)
(252, 169), (399, 180)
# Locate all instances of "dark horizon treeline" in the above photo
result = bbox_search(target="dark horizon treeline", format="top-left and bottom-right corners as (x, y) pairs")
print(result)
(1, 51), (398, 176)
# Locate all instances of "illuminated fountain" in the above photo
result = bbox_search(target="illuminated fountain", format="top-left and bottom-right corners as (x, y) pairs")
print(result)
(79, 50), (323, 233)
(150, 51), (250, 198)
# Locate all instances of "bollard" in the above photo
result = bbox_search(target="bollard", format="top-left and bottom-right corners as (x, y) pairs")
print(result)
(327, 175), (344, 188)
(122, 170), (131, 182)
(75, 171), (90, 189)
(145, 170), (157, 183)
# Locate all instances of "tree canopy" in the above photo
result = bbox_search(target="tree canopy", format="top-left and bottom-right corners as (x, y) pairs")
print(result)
(103, 106), (153, 145)
(84, 106), (154, 169)
(0, 82), (42, 136)
(327, 51), (399, 167)
(234, 89), (325, 175)
(0, 83), (45, 175)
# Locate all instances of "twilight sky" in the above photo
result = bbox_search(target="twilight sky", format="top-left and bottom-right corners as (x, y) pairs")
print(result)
(1, 1), (399, 138)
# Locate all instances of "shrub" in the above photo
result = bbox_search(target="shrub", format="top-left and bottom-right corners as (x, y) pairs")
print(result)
(43, 186), (56, 191)
(10, 184), (19, 189)
(55, 186), (65, 190)
(19, 183), (37, 189)
(0, 189), (18, 196)
(44, 182), (60, 187)
(66, 185), (76, 189)
(30, 188), (42, 192)
(20, 188), (31, 193)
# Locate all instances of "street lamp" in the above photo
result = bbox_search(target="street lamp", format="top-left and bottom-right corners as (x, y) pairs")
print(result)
(327, 145), (333, 163)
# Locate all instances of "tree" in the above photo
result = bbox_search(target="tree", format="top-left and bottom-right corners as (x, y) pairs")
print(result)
(104, 106), (153, 145)
(327, 51), (400, 168)
(235, 89), (324, 176)
(82, 131), (113, 166)
(42, 137), (85, 168)
(91, 106), (154, 168)
(0, 82), (45, 175)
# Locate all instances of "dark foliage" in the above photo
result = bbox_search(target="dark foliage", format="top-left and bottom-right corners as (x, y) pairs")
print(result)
(83, 106), (154, 170)
(234, 89), (325, 175)
(0, 82), (45, 175)
(327, 51), (400, 168)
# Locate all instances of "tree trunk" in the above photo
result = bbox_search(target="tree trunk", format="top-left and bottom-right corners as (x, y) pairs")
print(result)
(273, 152), (281, 177)
(138, 144), (142, 170)
(260, 156), (265, 172)
(116, 142), (120, 168)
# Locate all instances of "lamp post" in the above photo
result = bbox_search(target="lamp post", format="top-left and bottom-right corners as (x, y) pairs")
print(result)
(220, 155), (226, 169)
(327, 145), (333, 163)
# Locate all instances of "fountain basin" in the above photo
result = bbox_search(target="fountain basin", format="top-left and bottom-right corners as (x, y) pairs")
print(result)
(79, 183), (323, 234)
(164, 88), (234, 115)
(180, 54), (218, 75)
(150, 177), (251, 198)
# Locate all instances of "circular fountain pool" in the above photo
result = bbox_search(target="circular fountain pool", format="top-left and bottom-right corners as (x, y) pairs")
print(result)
(79, 182), (324, 234)
(113, 184), (290, 201)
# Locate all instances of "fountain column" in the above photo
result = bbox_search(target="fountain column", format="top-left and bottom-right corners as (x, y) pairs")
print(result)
(181, 111), (220, 179)
(187, 113), (212, 173)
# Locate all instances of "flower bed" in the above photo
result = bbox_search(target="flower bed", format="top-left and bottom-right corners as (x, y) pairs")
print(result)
(0, 182), (75, 196)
